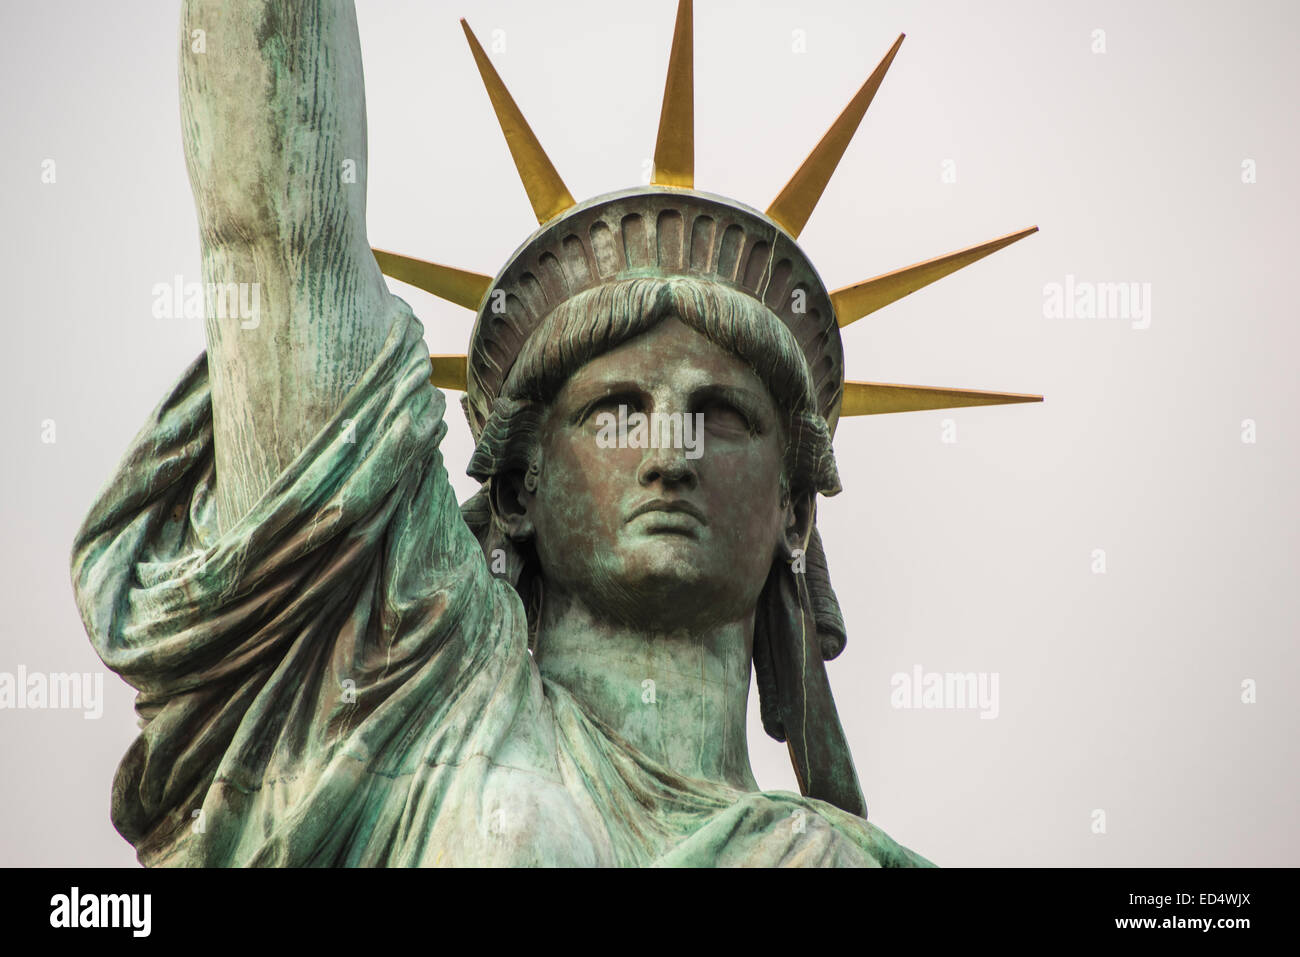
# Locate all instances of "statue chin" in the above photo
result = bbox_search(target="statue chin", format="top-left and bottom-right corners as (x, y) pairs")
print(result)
(548, 534), (766, 633)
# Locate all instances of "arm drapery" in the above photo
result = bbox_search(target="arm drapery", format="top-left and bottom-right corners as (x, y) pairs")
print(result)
(71, 311), (541, 866)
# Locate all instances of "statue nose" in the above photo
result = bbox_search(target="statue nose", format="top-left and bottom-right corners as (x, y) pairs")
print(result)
(637, 445), (697, 489)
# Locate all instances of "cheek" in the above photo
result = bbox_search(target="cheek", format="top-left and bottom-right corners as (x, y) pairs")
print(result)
(699, 443), (786, 546)
(532, 436), (638, 551)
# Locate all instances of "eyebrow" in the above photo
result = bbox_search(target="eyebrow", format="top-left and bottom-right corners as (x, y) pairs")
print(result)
(560, 379), (775, 429)
(691, 384), (772, 432)
(563, 381), (646, 425)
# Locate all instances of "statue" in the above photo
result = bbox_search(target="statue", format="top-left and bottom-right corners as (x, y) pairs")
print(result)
(71, 0), (1039, 866)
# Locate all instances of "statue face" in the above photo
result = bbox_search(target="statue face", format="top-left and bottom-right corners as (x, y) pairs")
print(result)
(509, 317), (801, 631)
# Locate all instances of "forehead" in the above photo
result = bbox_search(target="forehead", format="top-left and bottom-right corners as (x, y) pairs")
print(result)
(553, 316), (772, 403)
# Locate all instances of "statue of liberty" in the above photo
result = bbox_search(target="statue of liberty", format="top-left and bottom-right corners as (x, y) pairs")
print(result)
(71, 0), (1038, 866)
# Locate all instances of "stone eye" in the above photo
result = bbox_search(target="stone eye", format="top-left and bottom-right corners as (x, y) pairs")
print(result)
(581, 393), (640, 425)
(699, 400), (750, 436)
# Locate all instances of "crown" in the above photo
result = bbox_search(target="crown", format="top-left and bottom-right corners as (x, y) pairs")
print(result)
(373, 0), (1042, 438)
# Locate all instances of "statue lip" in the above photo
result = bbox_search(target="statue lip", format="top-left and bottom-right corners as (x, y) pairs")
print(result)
(626, 498), (707, 526)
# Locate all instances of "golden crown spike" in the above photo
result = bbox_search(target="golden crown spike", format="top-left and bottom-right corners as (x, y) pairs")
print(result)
(766, 33), (905, 238)
(832, 227), (1041, 327)
(459, 18), (575, 225)
(652, 0), (694, 188)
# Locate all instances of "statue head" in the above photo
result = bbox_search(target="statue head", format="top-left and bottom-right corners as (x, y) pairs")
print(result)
(461, 271), (848, 752)
(471, 277), (832, 626)
(444, 188), (852, 772)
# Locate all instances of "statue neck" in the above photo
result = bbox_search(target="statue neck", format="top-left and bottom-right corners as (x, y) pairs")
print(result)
(533, 587), (759, 792)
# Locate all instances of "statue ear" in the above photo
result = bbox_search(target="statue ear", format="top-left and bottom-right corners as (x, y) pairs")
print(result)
(781, 489), (815, 558)
(490, 469), (536, 542)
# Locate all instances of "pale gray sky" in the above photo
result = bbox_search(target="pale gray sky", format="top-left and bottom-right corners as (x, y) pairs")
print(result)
(1, 0), (1296, 866)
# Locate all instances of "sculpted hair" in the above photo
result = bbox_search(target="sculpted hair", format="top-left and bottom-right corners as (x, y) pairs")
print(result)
(458, 276), (847, 741)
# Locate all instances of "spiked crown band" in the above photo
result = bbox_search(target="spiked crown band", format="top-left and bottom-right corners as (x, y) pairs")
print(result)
(465, 187), (843, 436)
(373, 0), (1042, 440)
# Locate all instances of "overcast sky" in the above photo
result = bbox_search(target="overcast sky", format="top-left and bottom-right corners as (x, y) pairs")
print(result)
(1, 0), (1296, 866)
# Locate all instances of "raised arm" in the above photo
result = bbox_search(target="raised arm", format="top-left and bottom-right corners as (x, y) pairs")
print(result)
(180, 0), (399, 529)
